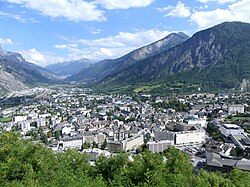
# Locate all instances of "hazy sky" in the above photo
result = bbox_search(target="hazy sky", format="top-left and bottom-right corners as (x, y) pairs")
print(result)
(0, 0), (249, 66)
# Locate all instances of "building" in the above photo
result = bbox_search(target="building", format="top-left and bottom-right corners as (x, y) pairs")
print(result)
(83, 132), (106, 144)
(219, 124), (244, 137)
(18, 121), (31, 132)
(61, 124), (75, 135)
(184, 116), (207, 128)
(59, 134), (84, 149)
(107, 141), (123, 153)
(228, 105), (245, 114)
(230, 133), (250, 150)
(14, 116), (27, 123)
(154, 130), (174, 142)
(175, 123), (194, 131)
(206, 151), (250, 172)
(147, 140), (173, 153)
(154, 124), (206, 146)
(107, 135), (143, 152)
(37, 117), (46, 127)
(175, 128), (206, 145)
(82, 148), (111, 161)
(122, 135), (144, 151)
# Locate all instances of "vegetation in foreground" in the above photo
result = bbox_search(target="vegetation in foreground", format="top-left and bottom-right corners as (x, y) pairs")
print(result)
(0, 132), (249, 187)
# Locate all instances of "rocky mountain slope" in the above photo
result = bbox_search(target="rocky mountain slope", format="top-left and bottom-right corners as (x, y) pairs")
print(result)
(67, 32), (190, 82)
(92, 22), (250, 94)
(0, 46), (55, 95)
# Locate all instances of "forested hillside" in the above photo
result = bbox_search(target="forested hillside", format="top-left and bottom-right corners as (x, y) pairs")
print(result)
(0, 132), (249, 187)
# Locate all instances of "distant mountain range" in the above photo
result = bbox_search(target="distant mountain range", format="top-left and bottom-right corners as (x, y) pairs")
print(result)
(45, 58), (93, 77)
(68, 21), (250, 94)
(0, 46), (55, 95)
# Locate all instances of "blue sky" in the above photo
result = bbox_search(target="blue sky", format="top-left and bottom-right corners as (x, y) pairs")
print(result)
(0, 0), (249, 66)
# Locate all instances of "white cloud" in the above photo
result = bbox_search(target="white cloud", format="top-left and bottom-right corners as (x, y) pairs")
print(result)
(94, 0), (154, 10)
(19, 48), (65, 67)
(0, 38), (13, 45)
(191, 0), (250, 29)
(4, 0), (106, 22)
(0, 10), (37, 23)
(54, 44), (78, 50)
(197, 0), (237, 4)
(159, 1), (191, 18)
(56, 29), (171, 61)
(88, 27), (102, 35)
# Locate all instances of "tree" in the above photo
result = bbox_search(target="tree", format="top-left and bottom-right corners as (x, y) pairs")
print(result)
(93, 141), (98, 148)
(55, 131), (60, 140)
(82, 142), (91, 150)
(144, 132), (151, 143)
(101, 139), (107, 150)
(47, 131), (52, 138)
(0, 131), (249, 187)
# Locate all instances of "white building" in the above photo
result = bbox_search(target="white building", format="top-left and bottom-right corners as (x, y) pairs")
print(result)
(82, 148), (111, 161)
(14, 116), (27, 123)
(39, 113), (51, 118)
(228, 105), (244, 114)
(219, 124), (244, 137)
(18, 121), (31, 132)
(121, 135), (144, 151)
(61, 124), (75, 135)
(148, 140), (174, 153)
(83, 133), (106, 144)
(184, 116), (208, 128)
(37, 117), (46, 127)
(175, 129), (206, 145)
(59, 134), (84, 149)
(154, 124), (206, 146)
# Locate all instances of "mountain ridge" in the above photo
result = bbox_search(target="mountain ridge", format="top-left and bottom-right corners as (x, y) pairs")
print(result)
(91, 21), (250, 94)
(0, 46), (56, 95)
(67, 32), (190, 82)
(45, 58), (93, 76)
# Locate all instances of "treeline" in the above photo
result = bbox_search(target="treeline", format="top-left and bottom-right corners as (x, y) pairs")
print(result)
(0, 132), (249, 187)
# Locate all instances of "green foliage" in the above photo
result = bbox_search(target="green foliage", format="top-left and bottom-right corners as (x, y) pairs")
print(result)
(152, 99), (189, 112)
(0, 117), (12, 123)
(82, 141), (91, 149)
(207, 124), (224, 142)
(54, 130), (60, 140)
(0, 132), (249, 186)
(101, 138), (107, 150)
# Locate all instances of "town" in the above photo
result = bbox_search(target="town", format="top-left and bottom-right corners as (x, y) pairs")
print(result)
(0, 85), (250, 172)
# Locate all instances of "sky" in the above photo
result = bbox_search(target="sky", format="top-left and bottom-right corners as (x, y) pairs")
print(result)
(0, 0), (249, 67)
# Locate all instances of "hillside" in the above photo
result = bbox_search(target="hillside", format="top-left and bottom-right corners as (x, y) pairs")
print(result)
(67, 32), (190, 82)
(92, 22), (250, 94)
(0, 132), (249, 187)
(0, 46), (55, 95)
(45, 58), (92, 76)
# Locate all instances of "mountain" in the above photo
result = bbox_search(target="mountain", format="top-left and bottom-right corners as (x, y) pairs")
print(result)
(2, 52), (55, 84)
(91, 22), (250, 94)
(0, 46), (55, 95)
(45, 58), (92, 77)
(67, 32), (190, 82)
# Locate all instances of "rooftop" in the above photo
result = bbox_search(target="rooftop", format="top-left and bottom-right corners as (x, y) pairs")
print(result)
(222, 124), (240, 129)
